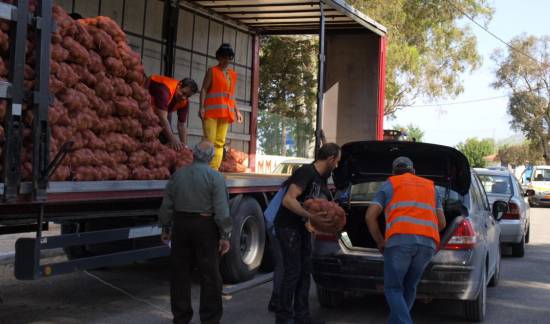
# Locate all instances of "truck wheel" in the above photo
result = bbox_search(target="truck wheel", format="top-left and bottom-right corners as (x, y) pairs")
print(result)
(463, 266), (486, 322)
(316, 284), (344, 308)
(221, 197), (265, 283)
(512, 235), (525, 257)
(60, 223), (90, 259)
(259, 231), (276, 272)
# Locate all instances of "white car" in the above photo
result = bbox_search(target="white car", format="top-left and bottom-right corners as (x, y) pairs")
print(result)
(475, 168), (531, 257)
(525, 165), (550, 207)
(271, 158), (313, 175)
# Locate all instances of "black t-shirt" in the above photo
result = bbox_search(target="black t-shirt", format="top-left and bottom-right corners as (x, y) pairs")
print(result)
(275, 163), (332, 229)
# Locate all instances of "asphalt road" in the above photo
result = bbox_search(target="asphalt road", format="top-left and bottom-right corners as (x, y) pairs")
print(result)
(1, 208), (550, 324)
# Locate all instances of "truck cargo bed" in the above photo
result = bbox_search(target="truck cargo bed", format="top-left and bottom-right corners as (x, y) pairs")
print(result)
(0, 173), (286, 224)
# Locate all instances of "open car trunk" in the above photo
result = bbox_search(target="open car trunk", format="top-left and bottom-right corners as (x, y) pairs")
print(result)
(341, 200), (468, 251)
(331, 141), (472, 252)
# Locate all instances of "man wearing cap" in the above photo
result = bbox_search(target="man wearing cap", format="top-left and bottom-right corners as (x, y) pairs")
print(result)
(365, 157), (446, 324)
(158, 140), (232, 324)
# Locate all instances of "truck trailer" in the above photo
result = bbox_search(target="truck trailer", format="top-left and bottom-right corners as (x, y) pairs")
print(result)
(0, 0), (387, 283)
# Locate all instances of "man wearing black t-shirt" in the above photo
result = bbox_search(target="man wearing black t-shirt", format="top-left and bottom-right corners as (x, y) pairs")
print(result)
(274, 143), (341, 324)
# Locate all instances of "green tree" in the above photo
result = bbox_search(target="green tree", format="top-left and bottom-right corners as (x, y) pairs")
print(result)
(394, 123), (425, 142)
(498, 142), (544, 167)
(258, 36), (317, 157)
(456, 138), (495, 168)
(350, 0), (493, 115)
(492, 35), (550, 164)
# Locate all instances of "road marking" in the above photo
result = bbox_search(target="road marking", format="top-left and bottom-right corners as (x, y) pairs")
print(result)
(223, 272), (273, 295)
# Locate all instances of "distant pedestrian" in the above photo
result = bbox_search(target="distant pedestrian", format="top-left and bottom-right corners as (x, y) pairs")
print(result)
(158, 140), (233, 324)
(365, 157), (446, 324)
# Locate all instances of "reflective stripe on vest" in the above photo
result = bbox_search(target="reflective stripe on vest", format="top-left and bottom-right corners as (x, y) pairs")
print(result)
(150, 75), (179, 103)
(204, 66), (237, 122)
(384, 173), (440, 245)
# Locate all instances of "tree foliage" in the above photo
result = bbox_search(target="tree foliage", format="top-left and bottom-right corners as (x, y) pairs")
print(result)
(497, 141), (544, 167)
(394, 123), (425, 142)
(456, 138), (495, 168)
(492, 35), (550, 164)
(258, 36), (317, 157)
(350, 0), (493, 115)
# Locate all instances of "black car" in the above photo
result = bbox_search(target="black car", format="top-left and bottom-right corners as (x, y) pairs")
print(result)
(312, 141), (504, 322)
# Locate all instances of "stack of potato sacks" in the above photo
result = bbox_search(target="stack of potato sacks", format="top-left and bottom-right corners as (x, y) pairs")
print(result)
(219, 148), (248, 173)
(0, 2), (197, 180)
(304, 198), (347, 234)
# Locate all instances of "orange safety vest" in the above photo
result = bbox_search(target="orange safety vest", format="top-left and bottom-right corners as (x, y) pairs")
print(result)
(384, 173), (440, 245)
(204, 66), (237, 123)
(149, 75), (188, 111)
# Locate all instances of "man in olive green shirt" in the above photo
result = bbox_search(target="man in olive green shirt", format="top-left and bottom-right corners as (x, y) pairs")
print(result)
(158, 140), (232, 324)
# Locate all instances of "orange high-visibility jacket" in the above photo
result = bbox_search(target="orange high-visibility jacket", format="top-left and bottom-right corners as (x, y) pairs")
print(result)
(149, 75), (188, 111)
(384, 173), (440, 245)
(204, 66), (237, 123)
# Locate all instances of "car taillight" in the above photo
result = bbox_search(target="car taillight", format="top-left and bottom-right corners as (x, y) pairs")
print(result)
(314, 233), (337, 242)
(444, 219), (476, 250)
(502, 202), (520, 220)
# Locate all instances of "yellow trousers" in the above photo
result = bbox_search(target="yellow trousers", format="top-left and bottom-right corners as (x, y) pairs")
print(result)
(203, 118), (230, 170)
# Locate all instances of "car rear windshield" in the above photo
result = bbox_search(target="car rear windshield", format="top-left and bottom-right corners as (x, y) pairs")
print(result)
(478, 174), (512, 195)
(533, 168), (550, 181)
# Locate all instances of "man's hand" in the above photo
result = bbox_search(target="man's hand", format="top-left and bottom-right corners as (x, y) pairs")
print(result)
(236, 110), (244, 123)
(161, 232), (171, 245)
(199, 107), (206, 120)
(169, 138), (184, 151)
(219, 239), (230, 255)
(376, 239), (385, 254)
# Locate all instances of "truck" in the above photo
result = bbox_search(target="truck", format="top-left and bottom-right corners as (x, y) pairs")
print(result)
(0, 0), (387, 284)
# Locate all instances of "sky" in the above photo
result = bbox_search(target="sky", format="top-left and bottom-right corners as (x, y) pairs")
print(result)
(385, 0), (549, 147)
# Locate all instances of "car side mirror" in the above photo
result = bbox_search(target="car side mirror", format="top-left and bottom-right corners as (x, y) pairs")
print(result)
(525, 189), (535, 197)
(492, 201), (508, 221)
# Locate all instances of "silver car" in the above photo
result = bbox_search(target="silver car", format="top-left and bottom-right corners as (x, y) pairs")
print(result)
(475, 168), (530, 257)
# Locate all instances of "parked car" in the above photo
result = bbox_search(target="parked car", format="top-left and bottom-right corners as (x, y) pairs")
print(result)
(475, 168), (531, 257)
(271, 158), (313, 175)
(525, 165), (550, 207)
(312, 141), (506, 322)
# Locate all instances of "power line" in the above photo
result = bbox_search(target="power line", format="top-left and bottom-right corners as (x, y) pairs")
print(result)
(405, 95), (507, 107)
(447, 0), (546, 66)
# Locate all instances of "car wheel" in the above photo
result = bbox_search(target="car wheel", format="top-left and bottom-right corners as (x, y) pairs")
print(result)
(512, 235), (525, 257)
(221, 197), (266, 283)
(525, 226), (530, 244)
(488, 247), (501, 287)
(463, 266), (487, 322)
(316, 284), (344, 308)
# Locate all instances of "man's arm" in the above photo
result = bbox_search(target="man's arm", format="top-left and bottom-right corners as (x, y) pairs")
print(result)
(436, 209), (446, 230)
(199, 68), (212, 119)
(156, 109), (183, 151)
(365, 204), (385, 252)
(282, 184), (313, 219)
(177, 122), (187, 145)
(212, 173), (232, 241)
(158, 176), (176, 230)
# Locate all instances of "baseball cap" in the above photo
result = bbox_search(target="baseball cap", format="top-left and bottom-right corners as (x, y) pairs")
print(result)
(392, 156), (414, 170)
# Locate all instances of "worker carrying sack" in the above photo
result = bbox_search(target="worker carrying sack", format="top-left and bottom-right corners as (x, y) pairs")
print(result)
(264, 185), (287, 233)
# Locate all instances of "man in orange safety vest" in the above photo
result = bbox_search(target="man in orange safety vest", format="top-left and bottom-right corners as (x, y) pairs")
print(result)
(365, 156), (446, 324)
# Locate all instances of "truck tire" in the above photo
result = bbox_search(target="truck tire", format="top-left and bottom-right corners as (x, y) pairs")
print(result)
(60, 223), (90, 259)
(512, 235), (525, 257)
(221, 197), (266, 283)
(463, 266), (486, 322)
(259, 231), (276, 272)
(316, 284), (344, 308)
